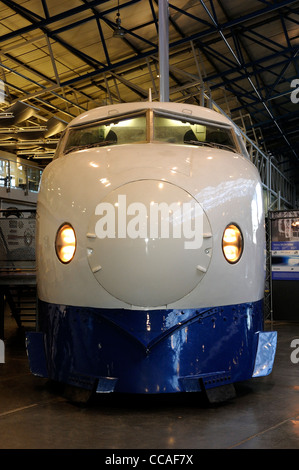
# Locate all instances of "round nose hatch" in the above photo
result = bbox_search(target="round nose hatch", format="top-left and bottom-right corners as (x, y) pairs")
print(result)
(86, 180), (212, 307)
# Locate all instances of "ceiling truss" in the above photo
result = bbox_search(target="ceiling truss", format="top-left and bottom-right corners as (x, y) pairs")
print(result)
(0, 0), (297, 204)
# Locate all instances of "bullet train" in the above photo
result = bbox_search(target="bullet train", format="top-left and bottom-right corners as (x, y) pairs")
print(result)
(26, 101), (277, 402)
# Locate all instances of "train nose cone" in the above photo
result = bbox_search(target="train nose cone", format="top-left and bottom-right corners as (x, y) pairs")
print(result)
(86, 180), (212, 307)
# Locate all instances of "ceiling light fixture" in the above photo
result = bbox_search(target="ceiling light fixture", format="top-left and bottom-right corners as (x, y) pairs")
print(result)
(113, 0), (126, 38)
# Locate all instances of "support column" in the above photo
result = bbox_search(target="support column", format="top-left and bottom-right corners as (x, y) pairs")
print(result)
(159, 0), (169, 102)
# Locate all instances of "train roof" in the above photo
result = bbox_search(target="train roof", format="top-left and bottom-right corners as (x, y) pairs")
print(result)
(68, 101), (234, 129)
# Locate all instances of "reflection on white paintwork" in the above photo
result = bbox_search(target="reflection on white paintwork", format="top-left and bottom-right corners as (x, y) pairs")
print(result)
(195, 178), (259, 213)
(252, 331), (277, 377)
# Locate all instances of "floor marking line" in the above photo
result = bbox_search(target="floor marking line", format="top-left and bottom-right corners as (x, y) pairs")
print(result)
(229, 414), (299, 448)
(0, 403), (39, 418)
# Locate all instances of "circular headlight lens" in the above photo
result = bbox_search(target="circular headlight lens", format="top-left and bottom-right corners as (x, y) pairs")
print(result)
(55, 223), (76, 263)
(222, 224), (243, 263)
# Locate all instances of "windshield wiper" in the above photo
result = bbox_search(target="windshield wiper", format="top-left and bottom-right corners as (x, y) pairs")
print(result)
(64, 140), (116, 155)
(210, 142), (238, 153)
(184, 140), (215, 148)
(184, 140), (237, 153)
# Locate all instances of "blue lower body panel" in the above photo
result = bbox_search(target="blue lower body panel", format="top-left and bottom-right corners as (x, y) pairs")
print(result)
(26, 299), (276, 394)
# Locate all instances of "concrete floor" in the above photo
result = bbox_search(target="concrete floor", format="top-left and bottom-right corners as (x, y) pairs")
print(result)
(1, 310), (299, 450)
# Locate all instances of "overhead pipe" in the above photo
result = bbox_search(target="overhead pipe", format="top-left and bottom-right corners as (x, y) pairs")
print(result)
(158, 0), (169, 102)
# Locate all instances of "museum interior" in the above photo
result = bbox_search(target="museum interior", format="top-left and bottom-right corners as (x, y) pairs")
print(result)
(0, 0), (298, 451)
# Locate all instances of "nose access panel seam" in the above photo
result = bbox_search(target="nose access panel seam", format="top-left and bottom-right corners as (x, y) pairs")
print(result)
(86, 179), (212, 307)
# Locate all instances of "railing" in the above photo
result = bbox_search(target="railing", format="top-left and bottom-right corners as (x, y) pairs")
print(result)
(209, 100), (296, 211)
(0, 157), (42, 194)
(245, 140), (296, 211)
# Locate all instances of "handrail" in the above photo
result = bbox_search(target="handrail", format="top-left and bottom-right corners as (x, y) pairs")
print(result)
(0, 156), (42, 195)
(206, 95), (296, 210)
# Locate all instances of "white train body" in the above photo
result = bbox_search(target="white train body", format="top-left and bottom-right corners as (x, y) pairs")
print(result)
(26, 101), (277, 399)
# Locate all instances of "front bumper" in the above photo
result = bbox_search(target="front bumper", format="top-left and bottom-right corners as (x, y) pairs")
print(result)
(26, 299), (277, 395)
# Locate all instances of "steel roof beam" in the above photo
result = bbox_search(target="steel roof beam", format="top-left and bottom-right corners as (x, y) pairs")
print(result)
(1, 1), (294, 128)
(207, 47), (297, 86)
(199, 1), (298, 162)
(0, 0), (145, 73)
(1, 0), (295, 104)
(55, 2), (296, 89)
(0, 0), (130, 43)
(2, 0), (295, 45)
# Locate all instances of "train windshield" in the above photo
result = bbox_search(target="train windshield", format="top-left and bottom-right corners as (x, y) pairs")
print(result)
(61, 109), (239, 155)
(63, 111), (147, 154)
(153, 112), (238, 152)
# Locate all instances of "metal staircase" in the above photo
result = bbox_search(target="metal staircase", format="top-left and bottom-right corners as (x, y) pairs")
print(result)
(5, 284), (37, 328)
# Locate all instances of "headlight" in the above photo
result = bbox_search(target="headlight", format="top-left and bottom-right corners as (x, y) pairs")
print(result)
(55, 223), (76, 263)
(222, 224), (243, 263)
